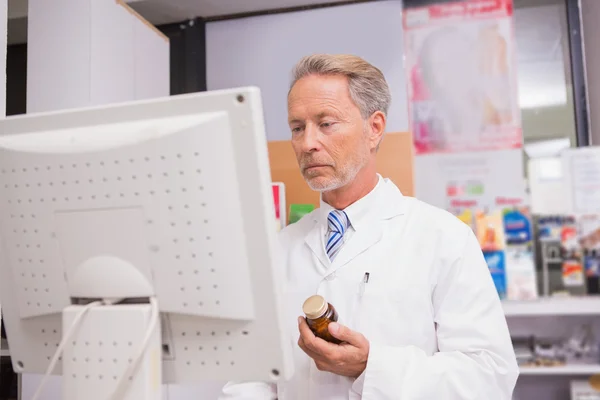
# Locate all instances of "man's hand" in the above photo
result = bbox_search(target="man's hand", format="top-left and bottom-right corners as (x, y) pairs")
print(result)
(297, 316), (369, 378)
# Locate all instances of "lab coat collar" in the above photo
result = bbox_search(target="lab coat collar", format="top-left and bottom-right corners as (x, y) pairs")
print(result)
(318, 175), (383, 231)
(304, 176), (406, 271)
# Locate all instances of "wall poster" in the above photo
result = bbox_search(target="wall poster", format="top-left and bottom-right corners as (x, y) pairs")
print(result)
(404, 0), (522, 155)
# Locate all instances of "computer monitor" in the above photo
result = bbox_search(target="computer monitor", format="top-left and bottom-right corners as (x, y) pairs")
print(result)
(0, 88), (293, 399)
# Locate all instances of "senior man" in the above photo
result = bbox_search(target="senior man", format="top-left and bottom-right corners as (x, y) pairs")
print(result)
(220, 54), (518, 399)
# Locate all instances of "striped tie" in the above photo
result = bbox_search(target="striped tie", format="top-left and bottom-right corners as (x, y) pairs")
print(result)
(326, 210), (350, 261)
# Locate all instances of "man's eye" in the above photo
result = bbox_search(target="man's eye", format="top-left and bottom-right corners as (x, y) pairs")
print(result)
(320, 122), (334, 128)
(291, 127), (303, 133)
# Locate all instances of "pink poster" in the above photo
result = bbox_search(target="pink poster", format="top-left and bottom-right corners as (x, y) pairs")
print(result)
(404, 0), (522, 155)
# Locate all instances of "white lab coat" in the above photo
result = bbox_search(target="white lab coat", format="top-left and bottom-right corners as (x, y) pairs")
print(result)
(221, 178), (519, 399)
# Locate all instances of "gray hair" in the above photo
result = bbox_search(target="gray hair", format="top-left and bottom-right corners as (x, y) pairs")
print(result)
(290, 54), (392, 119)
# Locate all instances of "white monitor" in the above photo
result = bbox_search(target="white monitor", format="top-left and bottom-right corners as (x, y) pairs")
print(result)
(0, 88), (293, 399)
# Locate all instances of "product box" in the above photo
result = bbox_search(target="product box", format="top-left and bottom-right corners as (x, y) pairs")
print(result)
(505, 246), (537, 300)
(502, 207), (538, 300)
(537, 215), (564, 241)
(455, 208), (475, 231)
(578, 215), (600, 294)
(534, 215), (586, 296)
(476, 210), (506, 252)
(288, 204), (315, 224)
(561, 216), (586, 295)
(503, 207), (532, 246)
(584, 250), (600, 294)
(476, 210), (507, 298)
(578, 215), (600, 250)
(571, 379), (600, 400)
(484, 250), (507, 299)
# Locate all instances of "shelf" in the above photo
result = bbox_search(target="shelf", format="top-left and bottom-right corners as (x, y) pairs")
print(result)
(520, 365), (600, 375)
(502, 297), (600, 317)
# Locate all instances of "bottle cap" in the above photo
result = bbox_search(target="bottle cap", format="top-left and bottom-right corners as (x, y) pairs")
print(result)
(302, 295), (328, 319)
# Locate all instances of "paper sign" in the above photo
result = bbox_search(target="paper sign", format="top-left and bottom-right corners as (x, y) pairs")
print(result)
(528, 157), (567, 215)
(416, 149), (525, 210)
(563, 147), (600, 214)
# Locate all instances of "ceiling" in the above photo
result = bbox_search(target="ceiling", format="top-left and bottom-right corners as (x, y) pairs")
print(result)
(7, 0), (354, 44)
(127, 0), (354, 24)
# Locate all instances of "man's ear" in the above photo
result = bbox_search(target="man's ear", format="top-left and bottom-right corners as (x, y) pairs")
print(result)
(368, 111), (386, 151)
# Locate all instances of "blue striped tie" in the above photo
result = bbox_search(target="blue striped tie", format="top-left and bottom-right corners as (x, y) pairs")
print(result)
(326, 210), (350, 261)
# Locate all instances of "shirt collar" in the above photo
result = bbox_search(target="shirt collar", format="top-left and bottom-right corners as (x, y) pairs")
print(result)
(320, 174), (384, 231)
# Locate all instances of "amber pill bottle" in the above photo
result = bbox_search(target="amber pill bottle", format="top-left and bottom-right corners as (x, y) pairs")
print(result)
(302, 295), (342, 344)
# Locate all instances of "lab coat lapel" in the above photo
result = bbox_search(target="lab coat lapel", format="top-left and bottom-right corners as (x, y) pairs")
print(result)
(332, 179), (406, 271)
(304, 216), (330, 270)
(332, 223), (383, 270)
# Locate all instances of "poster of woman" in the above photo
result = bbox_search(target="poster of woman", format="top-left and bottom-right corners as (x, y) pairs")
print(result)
(404, 0), (522, 154)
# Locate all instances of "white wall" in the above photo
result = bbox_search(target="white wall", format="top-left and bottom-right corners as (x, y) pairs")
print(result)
(26, 0), (169, 113)
(206, 0), (577, 147)
(206, 0), (409, 141)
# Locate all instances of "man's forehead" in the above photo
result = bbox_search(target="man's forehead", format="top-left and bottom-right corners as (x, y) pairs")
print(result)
(287, 110), (335, 123)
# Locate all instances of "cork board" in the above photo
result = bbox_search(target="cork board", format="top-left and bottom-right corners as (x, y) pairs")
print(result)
(268, 131), (414, 214)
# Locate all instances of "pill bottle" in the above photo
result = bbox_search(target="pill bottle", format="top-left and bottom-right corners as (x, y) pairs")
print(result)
(302, 295), (341, 344)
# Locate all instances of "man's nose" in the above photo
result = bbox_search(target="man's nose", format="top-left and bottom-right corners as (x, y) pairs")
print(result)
(300, 124), (321, 153)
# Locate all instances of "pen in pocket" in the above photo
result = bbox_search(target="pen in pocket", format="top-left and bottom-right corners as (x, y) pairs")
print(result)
(359, 272), (370, 296)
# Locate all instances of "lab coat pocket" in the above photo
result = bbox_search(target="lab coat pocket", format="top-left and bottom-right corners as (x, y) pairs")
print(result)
(354, 282), (430, 348)
(354, 285), (392, 343)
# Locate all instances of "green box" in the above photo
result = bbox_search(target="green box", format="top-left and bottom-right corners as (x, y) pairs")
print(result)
(289, 204), (315, 224)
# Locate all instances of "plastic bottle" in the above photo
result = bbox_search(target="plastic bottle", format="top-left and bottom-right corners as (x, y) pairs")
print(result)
(302, 294), (341, 344)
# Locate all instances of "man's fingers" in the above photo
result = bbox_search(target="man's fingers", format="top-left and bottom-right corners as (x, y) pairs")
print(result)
(298, 317), (316, 340)
(328, 322), (365, 347)
(298, 336), (324, 360)
(297, 318), (322, 355)
(298, 336), (335, 372)
(315, 360), (332, 372)
(297, 316), (338, 357)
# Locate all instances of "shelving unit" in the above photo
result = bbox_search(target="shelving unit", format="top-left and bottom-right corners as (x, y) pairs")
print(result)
(502, 297), (600, 399)
(520, 365), (600, 376)
(502, 297), (600, 317)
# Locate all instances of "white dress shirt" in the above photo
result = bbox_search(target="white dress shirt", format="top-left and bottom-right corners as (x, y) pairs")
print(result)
(320, 176), (382, 252)
(220, 176), (519, 399)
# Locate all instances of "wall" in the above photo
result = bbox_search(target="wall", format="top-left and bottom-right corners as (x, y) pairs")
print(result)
(206, 0), (409, 141)
(206, 0), (577, 148)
